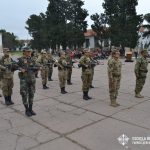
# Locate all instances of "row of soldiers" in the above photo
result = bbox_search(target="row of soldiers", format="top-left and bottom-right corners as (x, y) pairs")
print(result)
(0, 47), (148, 117)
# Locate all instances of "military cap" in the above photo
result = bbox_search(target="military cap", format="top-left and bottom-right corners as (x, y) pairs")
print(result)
(22, 47), (32, 52)
(111, 48), (119, 52)
(3, 48), (10, 52)
(60, 51), (66, 55)
(141, 49), (147, 52)
(41, 49), (47, 54)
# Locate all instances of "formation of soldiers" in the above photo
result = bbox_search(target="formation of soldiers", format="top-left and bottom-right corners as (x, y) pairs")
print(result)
(0, 47), (149, 117)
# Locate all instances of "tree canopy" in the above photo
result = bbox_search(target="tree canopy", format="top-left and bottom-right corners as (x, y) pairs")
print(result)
(103, 0), (143, 49)
(26, 0), (88, 50)
(0, 29), (20, 50)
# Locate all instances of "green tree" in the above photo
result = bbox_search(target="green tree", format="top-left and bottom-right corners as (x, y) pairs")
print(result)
(67, 0), (88, 49)
(103, 0), (143, 49)
(0, 29), (19, 50)
(91, 13), (109, 48)
(26, 13), (49, 50)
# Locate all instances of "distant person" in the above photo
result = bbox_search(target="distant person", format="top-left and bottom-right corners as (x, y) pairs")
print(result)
(135, 49), (148, 98)
(134, 49), (138, 59)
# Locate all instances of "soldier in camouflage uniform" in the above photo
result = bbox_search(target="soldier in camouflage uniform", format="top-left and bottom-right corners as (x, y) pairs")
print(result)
(134, 49), (148, 98)
(0, 48), (15, 105)
(107, 49), (122, 107)
(58, 51), (68, 94)
(47, 51), (55, 81)
(18, 48), (37, 117)
(65, 50), (73, 85)
(89, 52), (96, 88)
(0, 65), (3, 97)
(79, 49), (92, 100)
(36, 50), (49, 89)
(31, 50), (39, 78)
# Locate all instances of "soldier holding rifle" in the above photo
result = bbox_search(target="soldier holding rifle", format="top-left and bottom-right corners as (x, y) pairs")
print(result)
(17, 47), (38, 117)
(79, 49), (92, 100)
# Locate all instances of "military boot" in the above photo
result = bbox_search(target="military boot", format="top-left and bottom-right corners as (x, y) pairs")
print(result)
(29, 104), (36, 116)
(87, 91), (92, 99)
(8, 96), (14, 105)
(43, 84), (49, 89)
(48, 78), (53, 81)
(24, 104), (32, 117)
(61, 87), (67, 94)
(110, 99), (120, 107)
(135, 93), (144, 98)
(4, 96), (11, 106)
(83, 91), (89, 100)
(90, 85), (94, 88)
(67, 80), (72, 85)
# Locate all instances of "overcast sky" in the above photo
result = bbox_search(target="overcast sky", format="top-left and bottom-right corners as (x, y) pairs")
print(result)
(0, 0), (149, 39)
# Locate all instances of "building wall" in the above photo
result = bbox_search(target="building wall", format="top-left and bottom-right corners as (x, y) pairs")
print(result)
(83, 36), (95, 49)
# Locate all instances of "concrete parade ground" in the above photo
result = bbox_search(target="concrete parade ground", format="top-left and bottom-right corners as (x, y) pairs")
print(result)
(0, 59), (150, 150)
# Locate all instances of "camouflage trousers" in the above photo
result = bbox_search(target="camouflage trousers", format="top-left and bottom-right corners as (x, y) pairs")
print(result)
(41, 67), (48, 85)
(20, 78), (36, 105)
(135, 77), (146, 94)
(2, 77), (14, 96)
(109, 76), (121, 100)
(58, 70), (67, 88)
(48, 67), (53, 80)
(67, 67), (72, 81)
(89, 68), (94, 86)
(81, 72), (92, 92)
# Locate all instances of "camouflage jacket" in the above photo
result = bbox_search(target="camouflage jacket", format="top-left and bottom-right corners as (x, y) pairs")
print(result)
(65, 54), (73, 68)
(79, 56), (92, 74)
(134, 56), (148, 78)
(47, 54), (55, 68)
(36, 55), (49, 69)
(108, 58), (122, 78)
(58, 57), (67, 70)
(0, 56), (14, 79)
(18, 56), (38, 79)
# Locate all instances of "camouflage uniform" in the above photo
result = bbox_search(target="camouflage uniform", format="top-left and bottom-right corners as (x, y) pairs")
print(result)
(36, 51), (49, 89)
(0, 66), (3, 97)
(79, 52), (92, 100)
(134, 55), (148, 98)
(89, 57), (96, 88)
(47, 52), (55, 81)
(31, 51), (39, 78)
(107, 56), (122, 107)
(18, 51), (37, 116)
(0, 53), (15, 105)
(65, 53), (73, 85)
(58, 55), (68, 94)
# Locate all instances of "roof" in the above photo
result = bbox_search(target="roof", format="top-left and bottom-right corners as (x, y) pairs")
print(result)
(84, 29), (97, 37)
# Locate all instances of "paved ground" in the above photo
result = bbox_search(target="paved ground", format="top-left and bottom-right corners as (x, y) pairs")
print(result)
(0, 59), (150, 150)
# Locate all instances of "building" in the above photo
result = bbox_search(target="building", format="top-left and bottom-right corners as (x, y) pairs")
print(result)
(83, 29), (98, 49)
